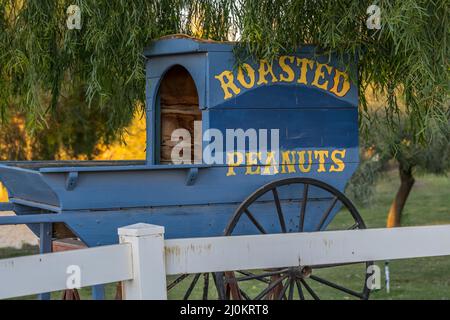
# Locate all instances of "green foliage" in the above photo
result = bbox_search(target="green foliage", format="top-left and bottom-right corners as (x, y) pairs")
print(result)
(0, 0), (234, 157)
(0, 115), (28, 160)
(233, 0), (449, 140)
(346, 154), (385, 205)
(367, 110), (450, 172)
(347, 107), (450, 204)
(0, 0), (449, 158)
(0, 0), (233, 126)
(29, 83), (131, 159)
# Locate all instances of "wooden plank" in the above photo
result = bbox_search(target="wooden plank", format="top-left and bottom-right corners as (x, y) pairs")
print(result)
(0, 160), (146, 169)
(52, 239), (86, 252)
(0, 213), (65, 225)
(38, 163), (209, 173)
(0, 244), (132, 299)
(164, 225), (450, 275)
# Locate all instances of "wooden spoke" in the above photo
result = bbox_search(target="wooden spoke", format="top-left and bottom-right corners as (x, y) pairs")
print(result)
(244, 209), (267, 234)
(183, 273), (201, 300)
(212, 272), (226, 300)
(224, 271), (243, 300)
(236, 269), (287, 282)
(239, 289), (251, 300)
(276, 278), (291, 300)
(300, 279), (320, 300)
(254, 275), (288, 300)
(310, 275), (364, 299)
(316, 196), (338, 231)
(348, 222), (360, 230)
(288, 278), (295, 300)
(202, 273), (209, 300)
(268, 274), (285, 300)
(167, 274), (189, 291)
(295, 279), (305, 300)
(236, 270), (271, 283)
(272, 188), (287, 233)
(299, 184), (309, 232)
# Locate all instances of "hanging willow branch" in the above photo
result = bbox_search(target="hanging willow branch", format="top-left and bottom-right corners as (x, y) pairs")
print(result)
(0, 0), (448, 143)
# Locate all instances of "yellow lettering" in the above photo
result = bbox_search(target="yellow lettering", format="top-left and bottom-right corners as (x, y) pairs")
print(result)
(296, 58), (315, 85)
(329, 69), (351, 97)
(279, 56), (295, 82)
(226, 152), (244, 176)
(215, 70), (241, 100)
(225, 149), (351, 177)
(311, 62), (332, 90)
(245, 152), (261, 175)
(297, 151), (312, 173)
(330, 149), (346, 172)
(314, 150), (329, 173)
(281, 151), (297, 174)
(237, 63), (256, 89)
(261, 152), (279, 175)
(257, 60), (278, 85)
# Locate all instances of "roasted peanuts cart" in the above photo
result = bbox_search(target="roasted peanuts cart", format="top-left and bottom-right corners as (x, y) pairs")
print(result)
(0, 36), (371, 300)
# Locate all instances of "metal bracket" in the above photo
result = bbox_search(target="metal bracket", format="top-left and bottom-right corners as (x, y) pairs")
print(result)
(185, 167), (199, 186)
(65, 171), (79, 191)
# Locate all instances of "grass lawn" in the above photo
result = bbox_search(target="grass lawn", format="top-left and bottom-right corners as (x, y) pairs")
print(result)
(357, 172), (450, 300)
(1, 172), (449, 300)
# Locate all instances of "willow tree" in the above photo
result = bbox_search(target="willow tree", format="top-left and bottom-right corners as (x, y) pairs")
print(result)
(0, 0), (234, 158)
(0, 0), (448, 157)
(348, 108), (450, 227)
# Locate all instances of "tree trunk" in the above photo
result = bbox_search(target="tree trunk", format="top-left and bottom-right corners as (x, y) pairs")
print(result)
(386, 165), (415, 228)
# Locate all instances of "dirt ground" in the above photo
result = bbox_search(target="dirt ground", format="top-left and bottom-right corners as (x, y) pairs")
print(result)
(0, 211), (38, 248)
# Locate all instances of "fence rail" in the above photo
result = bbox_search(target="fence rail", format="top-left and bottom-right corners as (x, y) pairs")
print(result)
(1, 223), (450, 300)
(0, 244), (132, 299)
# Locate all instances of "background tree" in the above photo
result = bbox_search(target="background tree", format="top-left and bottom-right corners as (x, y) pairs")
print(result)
(348, 105), (450, 227)
(0, 113), (28, 160)
(0, 84), (129, 160)
(0, 0), (234, 159)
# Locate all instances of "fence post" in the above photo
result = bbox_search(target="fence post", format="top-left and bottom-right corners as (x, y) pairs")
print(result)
(118, 223), (167, 300)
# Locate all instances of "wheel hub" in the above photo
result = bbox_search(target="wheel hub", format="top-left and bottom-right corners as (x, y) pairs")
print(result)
(289, 266), (312, 279)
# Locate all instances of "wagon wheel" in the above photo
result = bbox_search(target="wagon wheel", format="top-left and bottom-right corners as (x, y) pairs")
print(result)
(166, 272), (226, 300)
(221, 177), (373, 300)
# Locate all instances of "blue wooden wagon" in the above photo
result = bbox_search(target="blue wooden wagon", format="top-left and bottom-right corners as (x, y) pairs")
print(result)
(0, 36), (371, 300)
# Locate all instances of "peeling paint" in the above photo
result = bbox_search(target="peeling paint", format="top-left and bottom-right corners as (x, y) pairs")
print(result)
(166, 243), (213, 258)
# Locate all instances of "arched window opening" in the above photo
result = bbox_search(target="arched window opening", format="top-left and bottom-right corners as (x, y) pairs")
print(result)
(158, 65), (202, 164)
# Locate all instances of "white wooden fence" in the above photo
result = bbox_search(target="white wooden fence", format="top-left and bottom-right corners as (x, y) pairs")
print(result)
(1, 223), (450, 299)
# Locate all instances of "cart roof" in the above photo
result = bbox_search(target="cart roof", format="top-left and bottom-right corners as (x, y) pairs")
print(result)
(144, 34), (320, 57)
(144, 34), (235, 57)
(144, 35), (359, 110)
